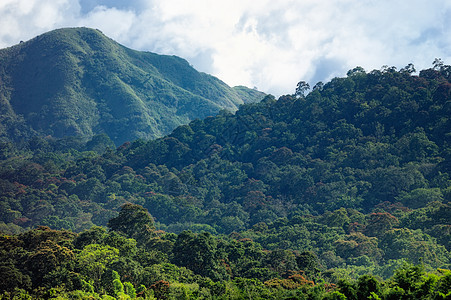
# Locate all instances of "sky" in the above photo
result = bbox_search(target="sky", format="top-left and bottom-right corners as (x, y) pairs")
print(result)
(0, 0), (450, 96)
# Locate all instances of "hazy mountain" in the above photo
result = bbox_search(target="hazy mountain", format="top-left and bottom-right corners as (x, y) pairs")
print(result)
(0, 27), (265, 145)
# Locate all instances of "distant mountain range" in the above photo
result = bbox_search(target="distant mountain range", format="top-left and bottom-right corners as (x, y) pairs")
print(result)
(0, 27), (265, 145)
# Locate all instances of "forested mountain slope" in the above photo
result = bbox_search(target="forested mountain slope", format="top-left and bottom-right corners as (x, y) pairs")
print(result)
(0, 27), (264, 145)
(0, 63), (450, 288)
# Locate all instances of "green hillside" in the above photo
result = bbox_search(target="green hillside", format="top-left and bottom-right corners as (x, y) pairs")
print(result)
(0, 27), (265, 145)
(0, 61), (450, 278)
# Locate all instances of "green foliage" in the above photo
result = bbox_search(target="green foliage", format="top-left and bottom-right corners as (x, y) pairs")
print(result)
(297, 251), (322, 276)
(172, 231), (228, 281)
(0, 61), (450, 296)
(77, 244), (119, 287)
(1, 226), (451, 299)
(108, 203), (155, 244)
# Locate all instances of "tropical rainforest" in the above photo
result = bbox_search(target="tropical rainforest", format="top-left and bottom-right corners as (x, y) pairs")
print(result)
(0, 28), (450, 299)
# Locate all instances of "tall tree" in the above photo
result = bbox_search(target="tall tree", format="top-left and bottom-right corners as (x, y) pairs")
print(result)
(172, 231), (228, 280)
(107, 203), (155, 244)
(295, 81), (310, 98)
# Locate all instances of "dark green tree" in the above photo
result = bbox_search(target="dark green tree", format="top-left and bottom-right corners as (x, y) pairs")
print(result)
(107, 203), (155, 244)
(172, 231), (228, 280)
(295, 81), (310, 98)
(296, 251), (321, 276)
(356, 275), (381, 299)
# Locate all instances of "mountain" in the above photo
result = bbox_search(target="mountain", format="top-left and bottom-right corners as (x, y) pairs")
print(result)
(0, 27), (265, 145)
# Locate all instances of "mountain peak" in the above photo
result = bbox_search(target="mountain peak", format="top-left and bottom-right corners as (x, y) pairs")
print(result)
(0, 27), (265, 145)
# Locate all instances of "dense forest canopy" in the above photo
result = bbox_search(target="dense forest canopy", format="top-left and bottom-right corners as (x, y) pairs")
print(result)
(0, 61), (450, 298)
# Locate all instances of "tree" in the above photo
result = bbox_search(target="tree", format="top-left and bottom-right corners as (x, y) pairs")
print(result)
(356, 275), (381, 299)
(108, 203), (155, 244)
(313, 81), (324, 91)
(334, 233), (381, 260)
(321, 208), (351, 229)
(379, 228), (449, 266)
(296, 251), (321, 276)
(397, 188), (443, 210)
(295, 81), (310, 98)
(265, 249), (298, 277)
(347, 66), (366, 77)
(26, 240), (75, 283)
(389, 262), (425, 298)
(433, 58), (444, 70)
(400, 63), (416, 75)
(74, 226), (107, 249)
(364, 212), (399, 237)
(172, 231), (228, 280)
(0, 260), (32, 291)
(77, 244), (119, 288)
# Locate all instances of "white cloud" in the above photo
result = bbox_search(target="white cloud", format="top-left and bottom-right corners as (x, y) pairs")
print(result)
(0, 0), (80, 45)
(0, 0), (450, 95)
(78, 6), (136, 41)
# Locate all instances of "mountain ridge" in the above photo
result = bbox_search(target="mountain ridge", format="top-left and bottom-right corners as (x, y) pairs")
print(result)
(0, 27), (265, 145)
